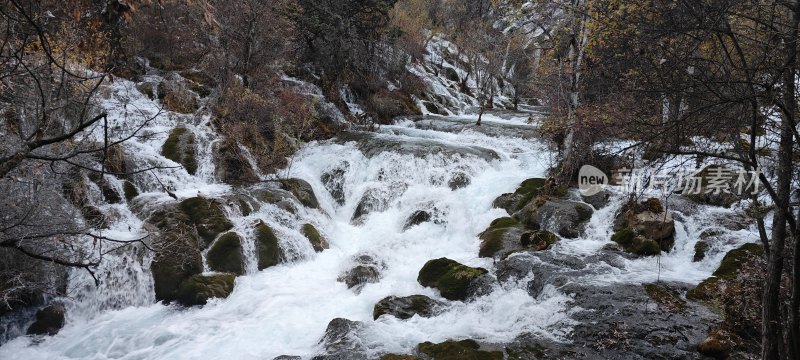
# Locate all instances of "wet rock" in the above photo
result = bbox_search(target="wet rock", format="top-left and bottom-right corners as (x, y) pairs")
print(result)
(539, 282), (719, 359)
(276, 178), (319, 209)
(123, 180), (139, 202)
(26, 304), (65, 336)
(697, 328), (739, 359)
(161, 127), (198, 175)
(404, 210), (432, 229)
(255, 221), (281, 270)
(273, 356), (302, 360)
(526, 268), (551, 298)
(207, 232), (244, 275)
(693, 241), (710, 262)
(581, 189), (611, 209)
(313, 318), (367, 360)
(321, 163), (349, 206)
(352, 189), (391, 223)
(643, 283), (687, 312)
(417, 258), (490, 301)
(611, 198), (675, 256)
(335, 131), (500, 161)
(373, 295), (443, 320)
(687, 243), (763, 306)
(515, 198), (593, 239)
(447, 172), (470, 190)
(417, 339), (503, 360)
(175, 274), (235, 306)
(338, 254), (385, 292)
(81, 205), (109, 229)
(479, 217), (559, 259)
(151, 226), (203, 303)
(380, 355), (420, 360)
(214, 139), (260, 185)
(495, 255), (535, 283)
(178, 197), (233, 248)
(250, 188), (298, 214)
(302, 224), (329, 252)
(492, 178), (548, 214)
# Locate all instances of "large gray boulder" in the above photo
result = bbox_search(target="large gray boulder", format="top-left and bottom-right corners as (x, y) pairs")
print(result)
(514, 198), (594, 238)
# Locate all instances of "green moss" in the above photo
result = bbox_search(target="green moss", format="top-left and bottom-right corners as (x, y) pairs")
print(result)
(123, 181), (139, 202)
(178, 197), (233, 247)
(418, 258), (488, 301)
(644, 283), (687, 312)
(207, 232), (244, 275)
(528, 230), (559, 247)
(255, 221), (280, 270)
(694, 241), (710, 262)
(687, 243), (763, 303)
(175, 274), (235, 306)
(489, 217), (519, 228)
(418, 339), (503, 360)
(161, 127), (187, 163)
(301, 223), (328, 252)
(151, 228), (203, 302)
(514, 178), (547, 211)
(238, 199), (252, 216)
(479, 228), (507, 258)
(161, 128), (197, 175)
(611, 228), (636, 249)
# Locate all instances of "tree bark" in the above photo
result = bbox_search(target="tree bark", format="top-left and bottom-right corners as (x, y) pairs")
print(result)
(762, 2), (798, 358)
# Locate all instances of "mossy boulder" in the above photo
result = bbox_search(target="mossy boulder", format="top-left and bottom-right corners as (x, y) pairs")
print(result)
(338, 254), (385, 292)
(214, 138), (260, 185)
(417, 339), (503, 360)
(697, 328), (739, 359)
(151, 227), (203, 302)
(207, 232), (244, 275)
(694, 241), (710, 262)
(417, 258), (489, 301)
(276, 178), (319, 209)
(178, 197), (233, 247)
(26, 303), (65, 336)
(301, 224), (329, 252)
(255, 221), (281, 270)
(611, 229), (662, 256)
(175, 274), (235, 306)
(478, 218), (558, 259)
(515, 198), (593, 239)
(519, 230), (559, 252)
(162, 127), (198, 175)
(123, 180), (139, 202)
(404, 210), (433, 229)
(492, 178), (548, 214)
(373, 295), (443, 320)
(158, 80), (198, 114)
(687, 243), (763, 305)
(612, 198), (675, 255)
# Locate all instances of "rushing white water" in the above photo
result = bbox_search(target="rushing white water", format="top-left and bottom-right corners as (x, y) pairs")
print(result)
(0, 79), (760, 359)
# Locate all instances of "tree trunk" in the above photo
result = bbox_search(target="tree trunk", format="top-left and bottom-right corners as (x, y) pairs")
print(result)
(561, 1), (589, 178)
(476, 105), (484, 126)
(763, 3), (798, 358)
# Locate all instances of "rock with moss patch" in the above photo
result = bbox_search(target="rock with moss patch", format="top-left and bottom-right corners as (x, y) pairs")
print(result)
(123, 181), (139, 202)
(177, 197), (233, 247)
(687, 243), (763, 306)
(515, 197), (593, 239)
(207, 232), (244, 275)
(417, 258), (490, 301)
(214, 138), (260, 185)
(643, 283), (687, 312)
(693, 241), (710, 262)
(302, 224), (329, 252)
(151, 226), (203, 302)
(611, 198), (675, 256)
(581, 189), (611, 209)
(276, 178), (319, 209)
(158, 79), (198, 114)
(381, 355), (419, 360)
(373, 295), (443, 320)
(479, 218), (559, 259)
(175, 274), (235, 306)
(417, 339), (503, 360)
(162, 127), (198, 175)
(26, 303), (65, 336)
(697, 328), (739, 359)
(255, 221), (281, 270)
(493, 178), (549, 214)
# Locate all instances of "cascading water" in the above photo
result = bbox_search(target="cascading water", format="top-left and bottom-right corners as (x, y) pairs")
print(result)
(0, 79), (758, 359)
